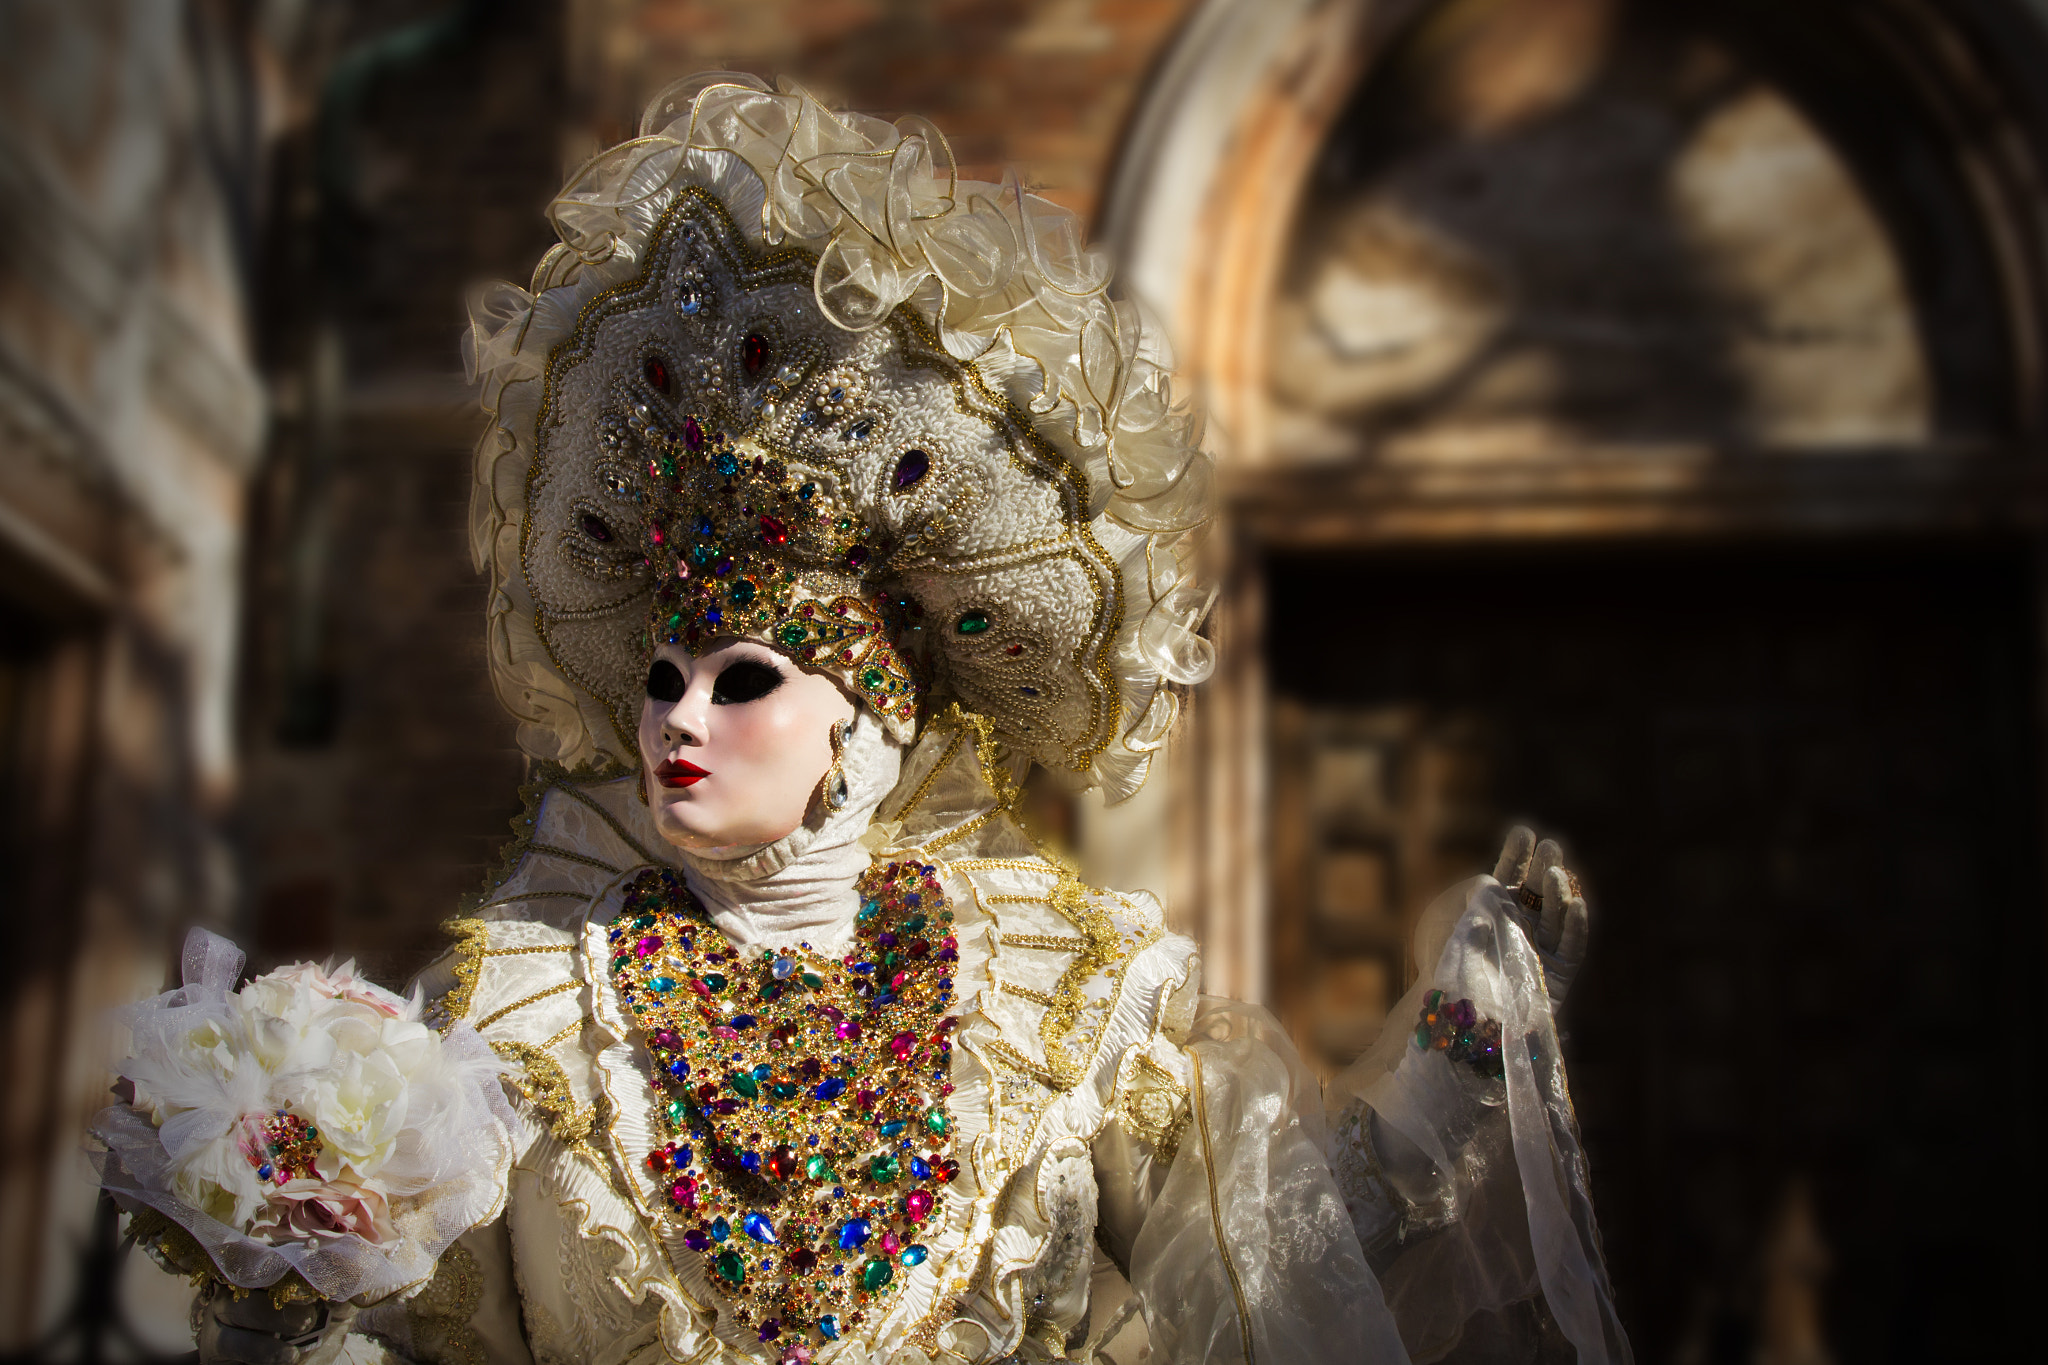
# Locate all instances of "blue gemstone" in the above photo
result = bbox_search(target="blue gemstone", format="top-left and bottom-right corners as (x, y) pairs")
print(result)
(838, 1219), (871, 1250)
(900, 1244), (928, 1267)
(819, 1316), (840, 1340)
(879, 1120), (905, 1139)
(875, 992), (897, 1006)
(667, 1058), (690, 1078)
(772, 956), (796, 980)
(910, 1157), (931, 1179)
(256, 1164), (274, 1180)
(730, 1014), (756, 1029)
(740, 1152), (761, 1173)
(649, 976), (676, 992)
(752, 1063), (771, 1080)
(711, 1217), (730, 1242)
(714, 452), (739, 475)
(852, 963), (874, 975)
(679, 294), (702, 315)
(705, 608), (723, 626)
(814, 1077), (846, 1101)
(743, 1212), (778, 1244)
(857, 899), (881, 922)
(678, 1145), (693, 1167)
(694, 516), (713, 535)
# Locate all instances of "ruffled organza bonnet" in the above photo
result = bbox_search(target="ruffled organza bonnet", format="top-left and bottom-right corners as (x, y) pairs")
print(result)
(465, 73), (1213, 801)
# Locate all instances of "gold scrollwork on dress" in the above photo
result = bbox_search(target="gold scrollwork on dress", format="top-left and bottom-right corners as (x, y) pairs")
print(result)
(404, 1240), (486, 1365)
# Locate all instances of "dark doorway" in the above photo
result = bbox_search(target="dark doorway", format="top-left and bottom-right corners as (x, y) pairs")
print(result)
(1267, 539), (2045, 1362)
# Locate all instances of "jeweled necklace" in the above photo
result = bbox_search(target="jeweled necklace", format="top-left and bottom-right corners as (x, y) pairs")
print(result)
(607, 860), (961, 1359)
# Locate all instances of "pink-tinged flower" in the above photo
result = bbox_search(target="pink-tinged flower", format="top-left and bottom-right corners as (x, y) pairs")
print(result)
(250, 960), (411, 1018)
(254, 1175), (399, 1245)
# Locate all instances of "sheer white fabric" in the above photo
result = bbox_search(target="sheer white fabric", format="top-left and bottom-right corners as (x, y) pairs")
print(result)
(1120, 999), (1411, 1365)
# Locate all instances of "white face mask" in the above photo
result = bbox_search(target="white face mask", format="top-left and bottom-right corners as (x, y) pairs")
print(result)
(636, 638), (855, 855)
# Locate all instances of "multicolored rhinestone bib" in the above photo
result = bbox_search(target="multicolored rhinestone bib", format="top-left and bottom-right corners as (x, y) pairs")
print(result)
(607, 861), (961, 1355)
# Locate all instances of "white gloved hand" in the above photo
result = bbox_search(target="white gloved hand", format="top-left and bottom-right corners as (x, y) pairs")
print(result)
(196, 1291), (357, 1365)
(1491, 825), (1591, 1011)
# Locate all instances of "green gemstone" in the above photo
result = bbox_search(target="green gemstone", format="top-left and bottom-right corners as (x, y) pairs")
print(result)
(730, 579), (756, 606)
(955, 611), (990, 635)
(633, 915), (656, 930)
(904, 914), (926, 932)
(779, 620), (807, 647)
(801, 972), (824, 989)
(861, 667), (885, 690)
(861, 1258), (893, 1293)
(870, 1153), (900, 1183)
(924, 1109), (949, 1136)
(611, 954), (630, 972)
(701, 973), (727, 993)
(715, 1249), (746, 1284)
(729, 1072), (759, 1099)
(771, 1082), (800, 1100)
(805, 1155), (834, 1181)
(882, 951), (902, 969)
(665, 1099), (688, 1126)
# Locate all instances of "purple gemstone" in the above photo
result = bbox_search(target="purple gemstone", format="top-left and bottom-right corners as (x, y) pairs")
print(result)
(1450, 999), (1477, 1029)
(684, 1230), (710, 1250)
(683, 418), (704, 450)
(892, 449), (930, 490)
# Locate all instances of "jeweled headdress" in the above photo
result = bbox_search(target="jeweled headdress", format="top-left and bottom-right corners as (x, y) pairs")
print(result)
(467, 74), (1212, 799)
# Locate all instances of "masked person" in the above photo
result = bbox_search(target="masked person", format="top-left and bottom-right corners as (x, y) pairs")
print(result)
(199, 75), (1630, 1365)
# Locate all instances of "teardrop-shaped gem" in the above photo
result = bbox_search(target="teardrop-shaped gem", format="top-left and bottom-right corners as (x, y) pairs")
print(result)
(714, 1248), (746, 1283)
(580, 513), (615, 543)
(682, 417), (704, 450)
(743, 1211), (779, 1244)
(904, 1188), (934, 1222)
(899, 1243), (929, 1267)
(759, 515), (788, 546)
(767, 1144), (799, 1181)
(892, 448), (930, 490)
(742, 332), (771, 376)
(837, 1218), (871, 1250)
(644, 355), (671, 393)
(861, 1258), (893, 1292)
(955, 611), (990, 635)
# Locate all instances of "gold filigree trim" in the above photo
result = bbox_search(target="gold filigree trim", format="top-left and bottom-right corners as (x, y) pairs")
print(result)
(983, 1037), (1062, 1088)
(491, 1040), (606, 1149)
(476, 980), (579, 1031)
(999, 935), (1087, 953)
(1190, 1051), (1256, 1363)
(522, 843), (623, 874)
(1119, 1053), (1191, 1167)
(484, 943), (575, 958)
(436, 919), (491, 1031)
(995, 980), (1056, 1007)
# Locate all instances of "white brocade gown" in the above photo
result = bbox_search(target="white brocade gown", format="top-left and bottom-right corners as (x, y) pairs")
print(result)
(349, 723), (1629, 1365)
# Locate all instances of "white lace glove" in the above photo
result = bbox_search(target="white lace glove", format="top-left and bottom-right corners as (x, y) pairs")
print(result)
(196, 1292), (358, 1365)
(1491, 825), (1591, 1012)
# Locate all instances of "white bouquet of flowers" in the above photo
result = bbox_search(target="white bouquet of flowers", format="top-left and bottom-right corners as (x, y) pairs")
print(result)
(89, 928), (515, 1305)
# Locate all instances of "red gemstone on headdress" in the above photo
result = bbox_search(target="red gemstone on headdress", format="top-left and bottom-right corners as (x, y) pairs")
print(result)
(682, 418), (704, 450)
(644, 355), (671, 393)
(892, 449), (930, 490)
(904, 1189), (934, 1222)
(1005, 643), (1022, 655)
(742, 333), (771, 376)
(767, 1144), (799, 1181)
(759, 515), (788, 546)
(789, 1247), (817, 1271)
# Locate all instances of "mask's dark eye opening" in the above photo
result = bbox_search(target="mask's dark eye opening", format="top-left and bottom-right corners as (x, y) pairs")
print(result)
(645, 659), (686, 703)
(711, 659), (783, 705)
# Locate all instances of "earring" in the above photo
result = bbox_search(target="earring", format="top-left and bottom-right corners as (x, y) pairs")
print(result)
(816, 719), (850, 813)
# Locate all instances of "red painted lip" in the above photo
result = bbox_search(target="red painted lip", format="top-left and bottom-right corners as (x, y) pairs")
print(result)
(655, 759), (710, 788)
